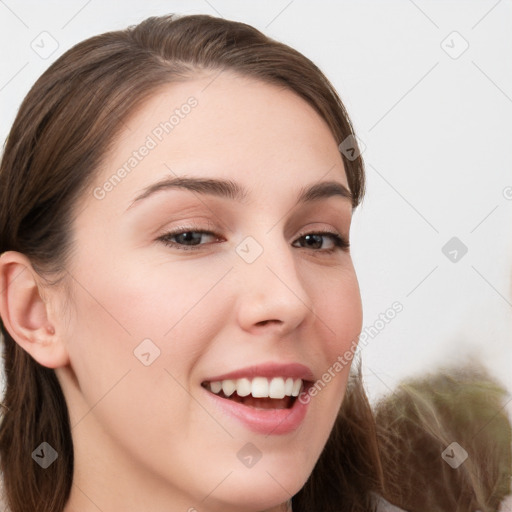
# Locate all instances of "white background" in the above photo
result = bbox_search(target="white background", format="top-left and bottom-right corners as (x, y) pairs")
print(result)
(1, 1), (511, 409)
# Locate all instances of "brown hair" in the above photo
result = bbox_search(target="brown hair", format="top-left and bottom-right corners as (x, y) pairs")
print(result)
(0, 13), (375, 512)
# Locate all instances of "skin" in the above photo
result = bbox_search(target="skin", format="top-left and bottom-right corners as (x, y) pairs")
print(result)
(0, 72), (362, 512)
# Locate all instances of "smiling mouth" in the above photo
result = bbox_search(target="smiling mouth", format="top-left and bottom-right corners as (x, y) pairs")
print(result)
(201, 377), (306, 410)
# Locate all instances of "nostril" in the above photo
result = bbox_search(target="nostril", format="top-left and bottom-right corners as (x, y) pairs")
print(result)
(256, 319), (281, 327)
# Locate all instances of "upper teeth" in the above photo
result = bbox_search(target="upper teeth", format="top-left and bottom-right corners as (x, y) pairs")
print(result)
(208, 377), (303, 399)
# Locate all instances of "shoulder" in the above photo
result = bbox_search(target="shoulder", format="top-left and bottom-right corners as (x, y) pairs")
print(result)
(0, 471), (10, 512)
(374, 495), (408, 512)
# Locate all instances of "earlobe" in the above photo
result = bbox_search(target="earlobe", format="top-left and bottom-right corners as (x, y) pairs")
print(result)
(0, 251), (69, 369)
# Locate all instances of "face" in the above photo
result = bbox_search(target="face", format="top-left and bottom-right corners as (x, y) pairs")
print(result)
(57, 72), (362, 512)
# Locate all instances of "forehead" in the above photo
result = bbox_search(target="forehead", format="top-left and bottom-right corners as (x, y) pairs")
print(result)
(83, 73), (348, 217)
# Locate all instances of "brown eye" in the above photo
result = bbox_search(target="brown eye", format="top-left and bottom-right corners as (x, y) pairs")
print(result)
(299, 234), (324, 250)
(167, 231), (204, 246)
(293, 232), (349, 253)
(157, 229), (221, 250)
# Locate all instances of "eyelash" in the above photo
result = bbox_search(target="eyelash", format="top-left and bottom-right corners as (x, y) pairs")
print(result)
(156, 226), (349, 254)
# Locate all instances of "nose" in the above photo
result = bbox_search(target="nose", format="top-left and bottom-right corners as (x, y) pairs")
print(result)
(234, 235), (314, 337)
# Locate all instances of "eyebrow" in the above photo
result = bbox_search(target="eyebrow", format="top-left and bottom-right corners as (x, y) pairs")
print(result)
(126, 176), (352, 210)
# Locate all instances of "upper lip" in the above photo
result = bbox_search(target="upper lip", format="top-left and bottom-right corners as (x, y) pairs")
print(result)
(203, 362), (315, 383)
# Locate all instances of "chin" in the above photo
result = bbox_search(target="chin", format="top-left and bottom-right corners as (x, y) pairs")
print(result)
(208, 474), (301, 512)
(204, 451), (314, 512)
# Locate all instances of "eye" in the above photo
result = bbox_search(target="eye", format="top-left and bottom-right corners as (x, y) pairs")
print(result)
(156, 227), (349, 253)
(157, 227), (222, 251)
(292, 231), (349, 253)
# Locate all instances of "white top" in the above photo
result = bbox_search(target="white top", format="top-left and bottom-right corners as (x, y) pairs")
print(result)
(375, 496), (408, 511)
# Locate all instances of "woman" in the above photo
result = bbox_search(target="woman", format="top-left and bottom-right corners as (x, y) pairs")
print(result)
(0, 14), (508, 512)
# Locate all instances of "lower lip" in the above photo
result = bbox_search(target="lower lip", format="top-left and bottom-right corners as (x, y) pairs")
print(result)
(203, 387), (310, 435)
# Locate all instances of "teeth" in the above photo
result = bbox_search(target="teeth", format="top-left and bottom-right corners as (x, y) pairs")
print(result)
(236, 378), (251, 397)
(284, 377), (294, 396)
(222, 379), (236, 397)
(206, 377), (304, 399)
(251, 377), (269, 398)
(210, 381), (222, 394)
(269, 377), (286, 399)
(291, 379), (302, 397)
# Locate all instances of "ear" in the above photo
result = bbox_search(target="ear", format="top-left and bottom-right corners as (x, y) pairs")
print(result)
(0, 251), (69, 368)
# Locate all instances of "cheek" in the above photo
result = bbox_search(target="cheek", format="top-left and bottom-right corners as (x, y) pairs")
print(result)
(62, 259), (222, 466)
(93, 254), (231, 337)
(65, 254), (233, 393)
(310, 265), (362, 357)
(304, 266), (362, 408)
